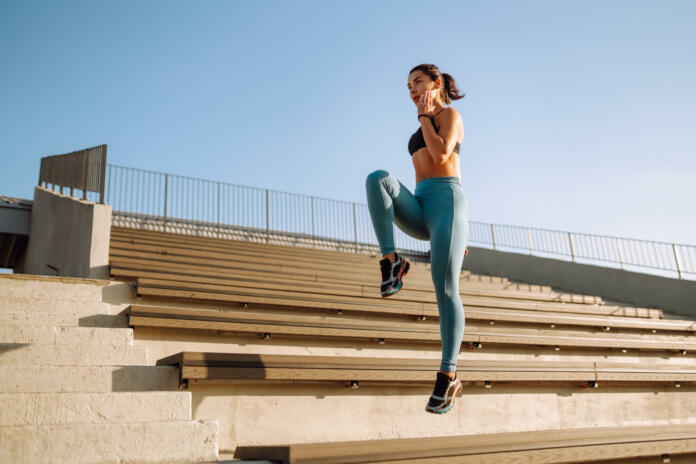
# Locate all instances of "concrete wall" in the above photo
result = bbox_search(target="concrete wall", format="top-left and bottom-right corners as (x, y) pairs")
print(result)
(463, 246), (696, 319)
(19, 186), (112, 279)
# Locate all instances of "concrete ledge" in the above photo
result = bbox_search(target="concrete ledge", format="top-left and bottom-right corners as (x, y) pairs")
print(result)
(0, 420), (219, 464)
(0, 272), (109, 286)
(19, 186), (112, 280)
(463, 246), (696, 319)
(0, 365), (180, 393)
(0, 325), (133, 346)
(0, 391), (192, 426)
(0, 344), (147, 366)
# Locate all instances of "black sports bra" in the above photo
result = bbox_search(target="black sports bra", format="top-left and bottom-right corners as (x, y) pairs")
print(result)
(408, 107), (461, 156)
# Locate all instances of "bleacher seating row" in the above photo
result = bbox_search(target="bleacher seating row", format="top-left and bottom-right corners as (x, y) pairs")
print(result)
(157, 350), (696, 390)
(108, 226), (696, 463)
(230, 423), (696, 463)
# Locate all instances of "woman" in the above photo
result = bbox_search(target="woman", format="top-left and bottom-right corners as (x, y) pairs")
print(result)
(365, 63), (469, 414)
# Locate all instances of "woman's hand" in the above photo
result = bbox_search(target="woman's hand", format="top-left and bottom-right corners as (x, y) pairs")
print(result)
(416, 89), (437, 116)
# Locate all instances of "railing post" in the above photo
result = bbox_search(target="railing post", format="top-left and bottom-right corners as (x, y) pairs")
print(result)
(673, 243), (684, 279)
(527, 228), (533, 255)
(490, 224), (496, 250)
(59, 156), (64, 194)
(311, 197), (315, 244)
(266, 189), (270, 243)
(217, 181), (221, 231)
(616, 238), (625, 270)
(163, 173), (168, 229)
(568, 232), (576, 262)
(82, 151), (88, 200)
(353, 202), (358, 253)
(99, 145), (107, 204)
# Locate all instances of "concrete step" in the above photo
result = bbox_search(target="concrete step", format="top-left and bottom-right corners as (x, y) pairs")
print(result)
(197, 458), (272, 464)
(0, 325), (134, 347)
(0, 419), (219, 464)
(0, 299), (130, 330)
(0, 391), (192, 426)
(0, 299), (115, 310)
(0, 365), (180, 393)
(0, 309), (129, 328)
(192, 385), (696, 453)
(0, 344), (147, 366)
(0, 279), (104, 303)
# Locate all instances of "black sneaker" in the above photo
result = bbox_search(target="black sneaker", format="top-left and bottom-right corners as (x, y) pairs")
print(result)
(425, 371), (462, 414)
(379, 252), (410, 297)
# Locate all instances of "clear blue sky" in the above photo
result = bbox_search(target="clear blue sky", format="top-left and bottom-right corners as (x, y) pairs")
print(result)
(1, 0), (694, 245)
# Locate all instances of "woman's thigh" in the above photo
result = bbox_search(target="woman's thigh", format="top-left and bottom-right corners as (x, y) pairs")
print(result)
(423, 184), (469, 286)
(374, 170), (429, 241)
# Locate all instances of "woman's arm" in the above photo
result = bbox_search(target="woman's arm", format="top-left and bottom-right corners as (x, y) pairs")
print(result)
(421, 108), (459, 165)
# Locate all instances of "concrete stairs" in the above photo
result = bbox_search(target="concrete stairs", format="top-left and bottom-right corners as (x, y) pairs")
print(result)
(0, 274), (220, 464)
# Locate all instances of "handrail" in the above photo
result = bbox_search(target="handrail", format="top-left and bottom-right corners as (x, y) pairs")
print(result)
(38, 144), (108, 203)
(104, 163), (695, 280)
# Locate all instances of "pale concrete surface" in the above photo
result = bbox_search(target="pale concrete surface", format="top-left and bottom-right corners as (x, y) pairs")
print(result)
(0, 420), (219, 464)
(0, 325), (134, 346)
(0, 275), (131, 328)
(0, 308), (129, 328)
(0, 365), (181, 393)
(18, 186), (112, 279)
(1, 272), (107, 302)
(0, 344), (147, 366)
(188, 383), (696, 452)
(0, 391), (192, 426)
(0, 271), (110, 285)
(0, 275), (223, 464)
(463, 246), (696, 320)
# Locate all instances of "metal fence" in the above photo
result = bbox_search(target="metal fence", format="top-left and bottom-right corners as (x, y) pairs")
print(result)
(470, 222), (694, 280)
(105, 164), (695, 280)
(38, 144), (108, 203)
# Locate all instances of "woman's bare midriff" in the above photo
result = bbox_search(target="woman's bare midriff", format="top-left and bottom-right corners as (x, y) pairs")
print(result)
(412, 124), (462, 183)
(413, 149), (460, 183)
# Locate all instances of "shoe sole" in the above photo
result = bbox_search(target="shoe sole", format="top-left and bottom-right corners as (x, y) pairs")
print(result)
(381, 260), (410, 298)
(425, 379), (462, 414)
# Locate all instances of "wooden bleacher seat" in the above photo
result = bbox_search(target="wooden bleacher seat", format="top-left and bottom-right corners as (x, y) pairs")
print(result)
(231, 423), (696, 463)
(128, 303), (696, 354)
(121, 276), (687, 333)
(110, 226), (610, 307)
(110, 224), (696, 391)
(108, 232), (675, 321)
(156, 351), (696, 390)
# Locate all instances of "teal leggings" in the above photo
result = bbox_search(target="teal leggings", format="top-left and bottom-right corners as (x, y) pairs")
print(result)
(365, 170), (469, 372)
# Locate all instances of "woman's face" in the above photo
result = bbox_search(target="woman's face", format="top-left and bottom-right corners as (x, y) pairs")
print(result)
(407, 71), (438, 105)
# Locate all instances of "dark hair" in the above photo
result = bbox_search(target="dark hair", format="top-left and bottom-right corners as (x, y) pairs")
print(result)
(409, 63), (465, 105)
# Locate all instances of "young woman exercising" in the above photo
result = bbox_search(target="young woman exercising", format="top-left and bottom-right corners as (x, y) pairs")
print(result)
(365, 63), (469, 414)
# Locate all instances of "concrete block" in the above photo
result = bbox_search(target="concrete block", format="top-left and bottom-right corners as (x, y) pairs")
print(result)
(0, 310), (129, 328)
(0, 365), (180, 393)
(0, 344), (147, 366)
(0, 277), (104, 302)
(0, 419), (219, 464)
(0, 391), (192, 426)
(0, 326), (133, 347)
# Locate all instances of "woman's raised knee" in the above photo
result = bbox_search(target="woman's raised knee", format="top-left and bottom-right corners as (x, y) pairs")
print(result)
(365, 169), (390, 187)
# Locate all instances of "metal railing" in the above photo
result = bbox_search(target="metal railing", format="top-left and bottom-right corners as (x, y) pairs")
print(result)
(38, 144), (108, 203)
(470, 222), (694, 280)
(105, 164), (696, 280)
